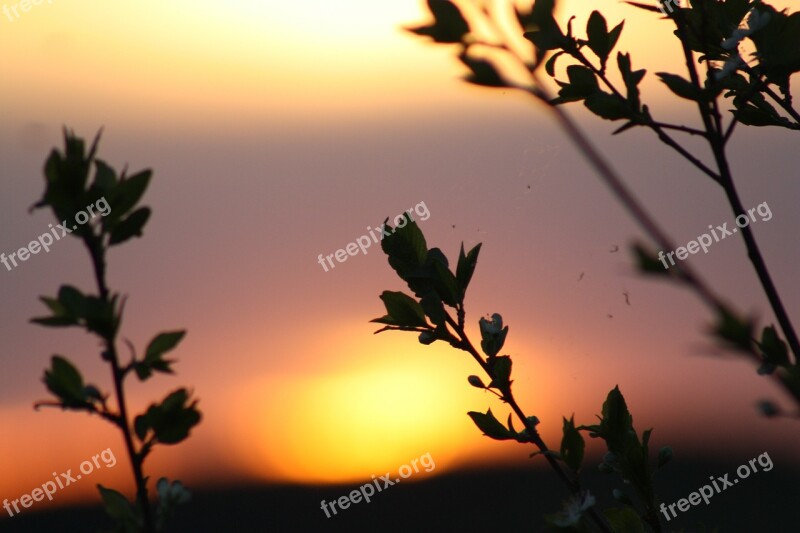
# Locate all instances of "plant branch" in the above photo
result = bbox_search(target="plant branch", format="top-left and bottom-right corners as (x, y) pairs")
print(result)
(670, 10), (800, 362)
(444, 313), (614, 532)
(569, 50), (722, 184)
(87, 238), (156, 533)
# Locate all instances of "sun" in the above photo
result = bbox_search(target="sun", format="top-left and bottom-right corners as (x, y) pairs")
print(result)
(227, 335), (493, 484)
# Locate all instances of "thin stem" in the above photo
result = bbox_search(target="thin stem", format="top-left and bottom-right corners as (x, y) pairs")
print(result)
(649, 122), (707, 137)
(671, 10), (800, 362)
(444, 314), (613, 533)
(526, 80), (800, 408)
(717, 169), (800, 363)
(88, 240), (156, 533)
(570, 51), (721, 184)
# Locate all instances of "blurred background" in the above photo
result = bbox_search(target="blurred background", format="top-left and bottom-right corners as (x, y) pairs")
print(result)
(1, 0), (798, 530)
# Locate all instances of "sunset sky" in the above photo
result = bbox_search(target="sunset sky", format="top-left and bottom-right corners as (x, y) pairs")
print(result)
(1, 0), (798, 516)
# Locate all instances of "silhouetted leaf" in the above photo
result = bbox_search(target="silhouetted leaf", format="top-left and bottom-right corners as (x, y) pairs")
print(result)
(712, 307), (754, 352)
(109, 207), (151, 245)
(555, 65), (600, 103)
(460, 55), (506, 88)
(43, 355), (86, 407)
(561, 415), (585, 471)
(375, 291), (429, 328)
(604, 506), (645, 533)
(407, 0), (470, 44)
(584, 91), (630, 120)
(98, 485), (138, 526)
(137, 389), (202, 445)
(523, 0), (566, 64)
(757, 325), (790, 367)
(586, 11), (623, 71)
(623, 2), (663, 14)
(456, 242), (481, 297)
(488, 355), (512, 391)
(631, 243), (672, 276)
(107, 170), (151, 223)
(618, 52), (645, 111)
(657, 72), (702, 101)
(146, 331), (186, 363)
(93, 159), (118, 192)
(467, 408), (514, 440)
(749, 5), (800, 92)
(381, 215), (427, 281)
(419, 292), (447, 327)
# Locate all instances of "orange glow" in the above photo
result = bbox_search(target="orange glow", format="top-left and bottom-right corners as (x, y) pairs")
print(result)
(230, 341), (485, 484)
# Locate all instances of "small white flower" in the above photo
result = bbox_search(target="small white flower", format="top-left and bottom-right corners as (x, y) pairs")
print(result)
(551, 491), (597, 527)
(157, 478), (191, 505)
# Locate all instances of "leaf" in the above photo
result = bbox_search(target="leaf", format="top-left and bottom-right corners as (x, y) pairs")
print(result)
(586, 11), (619, 70)
(631, 242), (672, 276)
(467, 409), (514, 440)
(456, 242), (481, 296)
(146, 331), (186, 363)
(617, 52), (645, 111)
(757, 325), (790, 367)
(584, 91), (630, 120)
(375, 291), (429, 328)
(43, 355), (86, 407)
(140, 389), (202, 445)
(607, 21), (624, 57)
(407, 0), (470, 44)
(748, 5), (800, 92)
(544, 50), (565, 77)
(487, 355), (512, 391)
(93, 159), (118, 192)
(58, 285), (87, 318)
(555, 65), (600, 103)
(712, 307), (754, 352)
(602, 385), (633, 436)
(522, 0), (566, 65)
(560, 415), (585, 471)
(419, 292), (447, 327)
(459, 55), (506, 88)
(432, 259), (460, 306)
(657, 72), (702, 101)
(108, 170), (152, 222)
(98, 485), (137, 523)
(109, 207), (151, 245)
(623, 2), (663, 14)
(381, 215), (428, 282)
(604, 506), (645, 533)
(31, 316), (79, 327)
(732, 103), (797, 129)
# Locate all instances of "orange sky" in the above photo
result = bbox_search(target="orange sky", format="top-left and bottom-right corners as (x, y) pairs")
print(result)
(1, 0), (799, 516)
